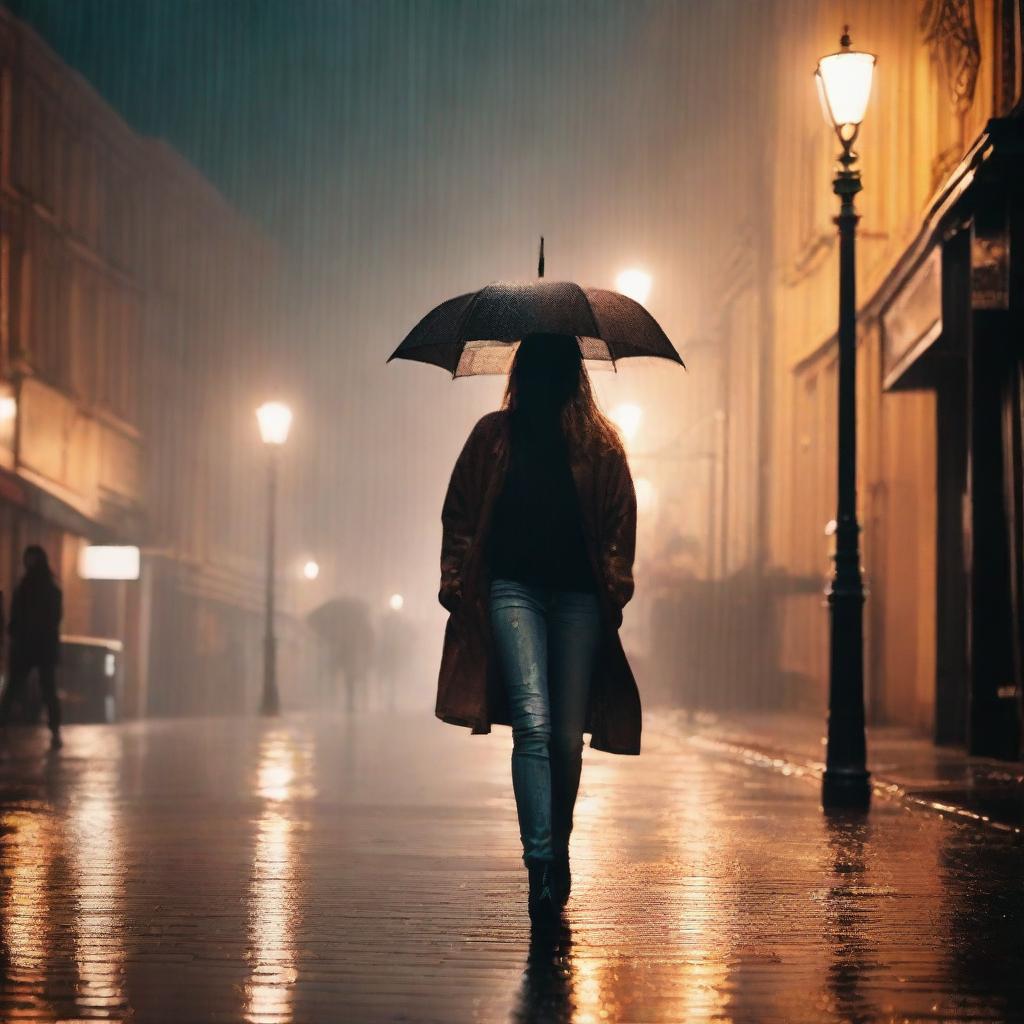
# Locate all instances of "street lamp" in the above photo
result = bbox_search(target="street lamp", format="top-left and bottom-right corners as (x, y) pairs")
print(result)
(634, 476), (656, 514)
(615, 268), (652, 305)
(611, 403), (643, 445)
(256, 401), (293, 716)
(815, 28), (875, 809)
(302, 560), (320, 581)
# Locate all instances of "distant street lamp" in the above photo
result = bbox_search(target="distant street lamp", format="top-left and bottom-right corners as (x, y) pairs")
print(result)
(615, 268), (652, 305)
(634, 476), (656, 514)
(302, 560), (320, 581)
(0, 387), (17, 450)
(815, 28), (875, 809)
(611, 403), (643, 445)
(389, 593), (405, 612)
(256, 401), (293, 716)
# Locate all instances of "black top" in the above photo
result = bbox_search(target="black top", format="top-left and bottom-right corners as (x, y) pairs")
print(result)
(10, 571), (63, 664)
(487, 411), (595, 591)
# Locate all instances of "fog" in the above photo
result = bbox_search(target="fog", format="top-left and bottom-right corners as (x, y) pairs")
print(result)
(8, 0), (784, 716)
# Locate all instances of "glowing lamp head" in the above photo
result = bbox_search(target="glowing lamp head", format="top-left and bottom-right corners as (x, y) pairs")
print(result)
(0, 395), (16, 422)
(615, 268), (652, 305)
(256, 401), (293, 446)
(389, 593), (404, 612)
(634, 477), (656, 513)
(302, 560), (320, 580)
(611, 403), (643, 444)
(815, 28), (875, 142)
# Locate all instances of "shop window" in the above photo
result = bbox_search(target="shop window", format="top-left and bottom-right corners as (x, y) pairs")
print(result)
(28, 235), (69, 388)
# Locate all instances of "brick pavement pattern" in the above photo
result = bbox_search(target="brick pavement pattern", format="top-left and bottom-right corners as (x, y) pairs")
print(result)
(0, 711), (1022, 1023)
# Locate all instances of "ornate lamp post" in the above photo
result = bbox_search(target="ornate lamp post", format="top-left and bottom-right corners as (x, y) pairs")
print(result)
(255, 401), (293, 716)
(814, 29), (876, 809)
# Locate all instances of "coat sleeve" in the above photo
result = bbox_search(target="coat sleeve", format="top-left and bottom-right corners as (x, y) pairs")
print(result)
(439, 415), (494, 612)
(602, 447), (637, 622)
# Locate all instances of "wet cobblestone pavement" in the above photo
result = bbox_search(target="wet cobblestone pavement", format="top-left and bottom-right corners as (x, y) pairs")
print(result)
(0, 711), (1022, 1023)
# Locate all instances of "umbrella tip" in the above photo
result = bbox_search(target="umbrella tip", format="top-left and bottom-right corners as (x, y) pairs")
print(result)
(537, 236), (545, 279)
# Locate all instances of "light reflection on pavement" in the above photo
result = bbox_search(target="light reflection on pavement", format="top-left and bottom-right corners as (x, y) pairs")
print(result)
(0, 711), (1022, 1023)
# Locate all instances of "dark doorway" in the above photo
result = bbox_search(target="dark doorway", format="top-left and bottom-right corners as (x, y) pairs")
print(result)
(967, 304), (1021, 759)
(934, 229), (970, 746)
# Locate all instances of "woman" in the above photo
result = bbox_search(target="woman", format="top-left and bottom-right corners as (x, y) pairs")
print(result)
(437, 333), (639, 924)
(1, 545), (64, 749)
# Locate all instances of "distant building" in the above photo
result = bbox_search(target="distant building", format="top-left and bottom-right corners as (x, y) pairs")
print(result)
(0, 7), (307, 716)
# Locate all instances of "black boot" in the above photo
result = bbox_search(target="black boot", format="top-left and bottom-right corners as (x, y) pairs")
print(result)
(551, 851), (571, 907)
(527, 860), (558, 925)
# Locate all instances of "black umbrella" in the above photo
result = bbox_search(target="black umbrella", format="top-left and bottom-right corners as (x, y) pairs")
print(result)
(388, 278), (684, 378)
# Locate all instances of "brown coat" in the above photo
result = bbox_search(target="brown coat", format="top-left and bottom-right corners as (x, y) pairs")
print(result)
(436, 410), (641, 755)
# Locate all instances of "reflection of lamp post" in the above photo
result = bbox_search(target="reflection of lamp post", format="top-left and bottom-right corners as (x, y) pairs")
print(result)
(815, 28), (875, 809)
(256, 401), (293, 716)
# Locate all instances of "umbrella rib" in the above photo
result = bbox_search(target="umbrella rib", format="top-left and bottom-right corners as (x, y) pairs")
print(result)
(447, 288), (492, 378)
(455, 287), (490, 344)
(580, 290), (611, 362)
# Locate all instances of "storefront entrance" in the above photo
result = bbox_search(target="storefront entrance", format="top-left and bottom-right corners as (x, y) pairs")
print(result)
(882, 125), (1024, 759)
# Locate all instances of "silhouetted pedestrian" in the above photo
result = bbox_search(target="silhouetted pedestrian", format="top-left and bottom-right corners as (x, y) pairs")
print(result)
(306, 596), (374, 712)
(0, 545), (63, 750)
(437, 334), (639, 925)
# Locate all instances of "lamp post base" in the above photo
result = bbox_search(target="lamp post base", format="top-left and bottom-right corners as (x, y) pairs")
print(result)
(260, 632), (279, 717)
(822, 768), (871, 810)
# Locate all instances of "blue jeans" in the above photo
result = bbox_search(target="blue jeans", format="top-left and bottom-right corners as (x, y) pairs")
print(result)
(489, 579), (602, 865)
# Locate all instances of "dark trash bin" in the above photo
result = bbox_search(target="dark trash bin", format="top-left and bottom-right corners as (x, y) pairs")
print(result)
(56, 635), (123, 724)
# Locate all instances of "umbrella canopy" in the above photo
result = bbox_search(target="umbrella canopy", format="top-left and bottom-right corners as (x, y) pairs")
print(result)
(388, 280), (684, 377)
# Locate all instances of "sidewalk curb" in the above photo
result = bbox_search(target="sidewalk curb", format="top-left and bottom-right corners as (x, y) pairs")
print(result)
(678, 729), (1023, 837)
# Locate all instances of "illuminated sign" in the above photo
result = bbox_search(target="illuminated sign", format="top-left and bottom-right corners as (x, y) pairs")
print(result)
(78, 545), (141, 581)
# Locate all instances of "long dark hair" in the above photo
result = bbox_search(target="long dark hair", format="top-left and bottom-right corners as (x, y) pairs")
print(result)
(502, 334), (623, 457)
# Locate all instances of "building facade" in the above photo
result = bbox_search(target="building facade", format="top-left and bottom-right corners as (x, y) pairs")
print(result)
(0, 7), (309, 718)
(0, 8), (144, 668)
(765, 0), (1024, 757)
(650, 0), (1024, 761)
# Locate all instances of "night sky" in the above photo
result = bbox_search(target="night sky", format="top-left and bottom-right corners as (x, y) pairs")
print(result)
(4, 0), (759, 629)
(6, 1), (693, 273)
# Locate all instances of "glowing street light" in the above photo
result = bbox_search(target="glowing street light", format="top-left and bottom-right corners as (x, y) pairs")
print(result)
(302, 560), (320, 581)
(634, 477), (656, 514)
(256, 400), (293, 716)
(389, 593), (405, 612)
(814, 28), (875, 811)
(815, 30), (876, 140)
(255, 401), (293, 446)
(0, 388), (17, 449)
(611, 403), (643, 444)
(615, 268), (652, 305)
